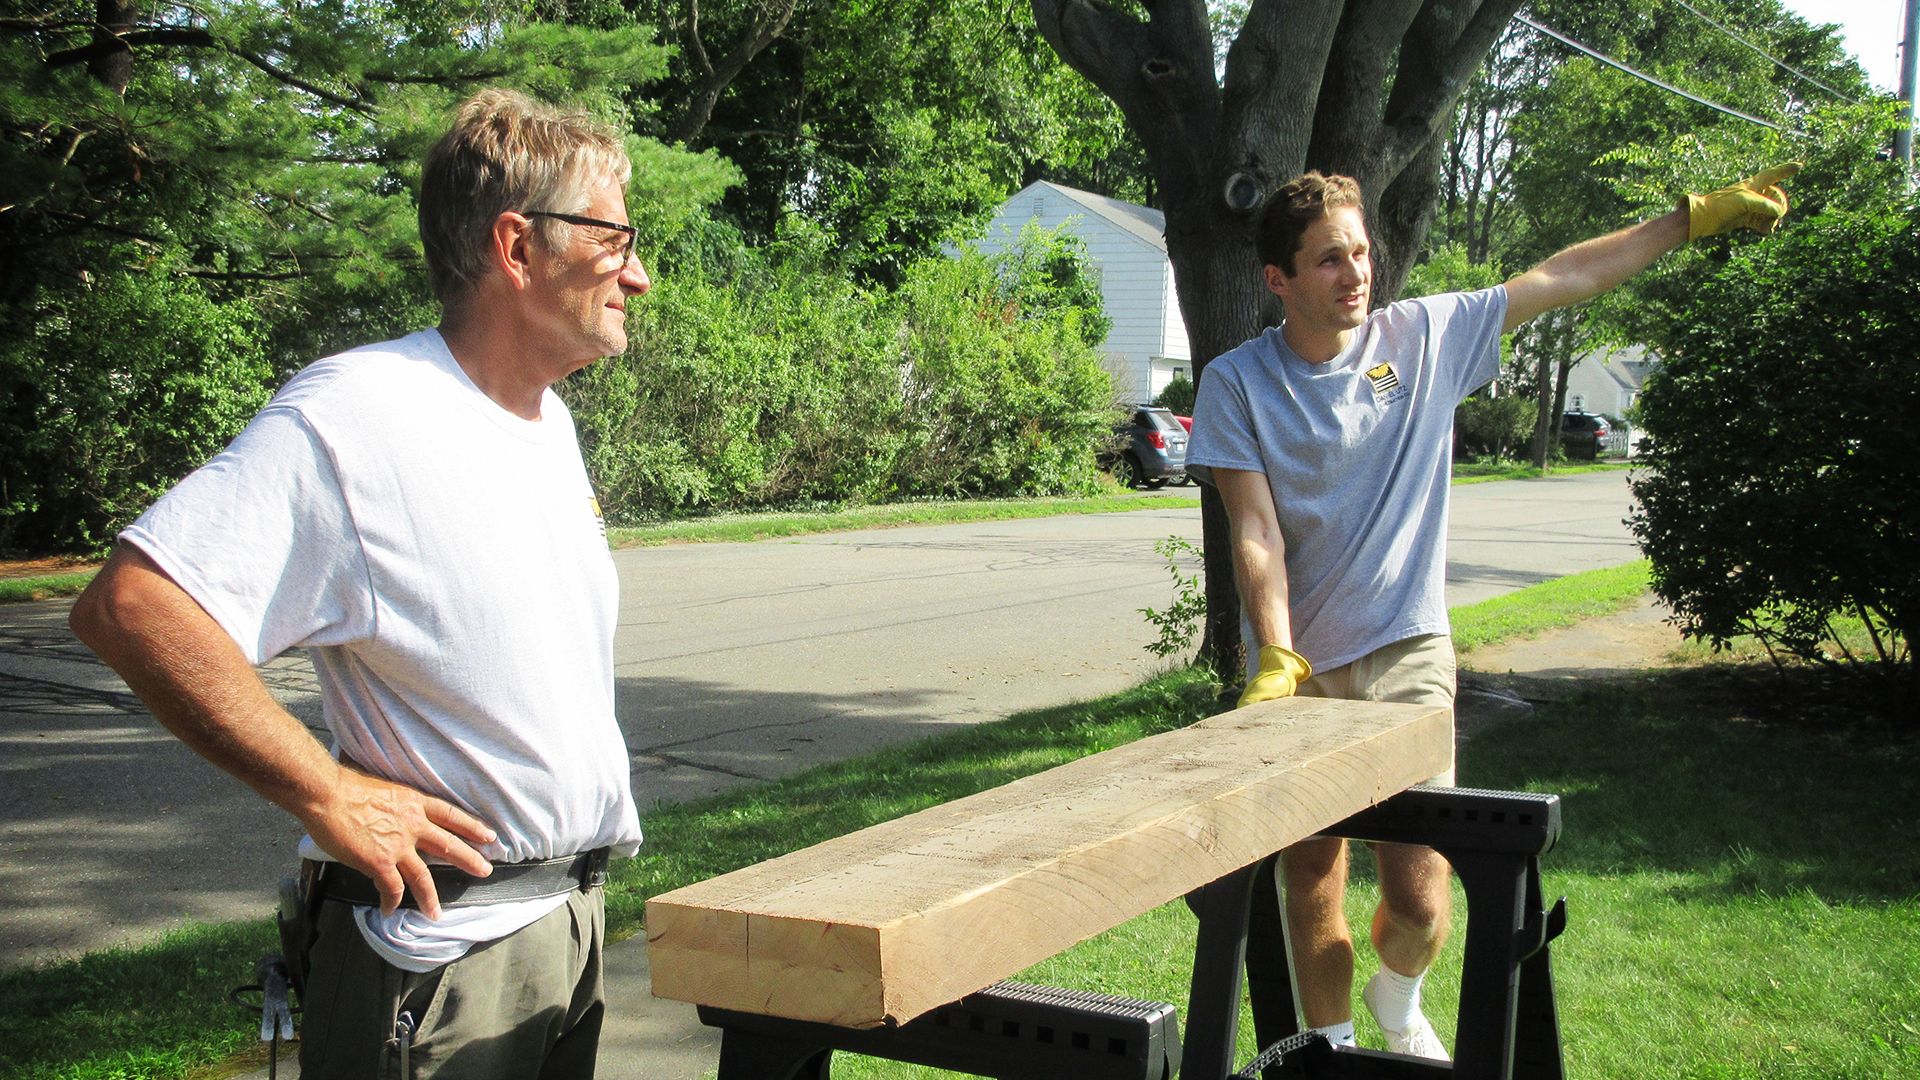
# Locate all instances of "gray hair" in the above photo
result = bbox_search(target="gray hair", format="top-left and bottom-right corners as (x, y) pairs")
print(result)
(419, 89), (633, 308)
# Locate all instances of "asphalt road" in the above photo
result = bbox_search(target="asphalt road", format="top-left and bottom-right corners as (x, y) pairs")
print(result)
(0, 471), (1639, 972)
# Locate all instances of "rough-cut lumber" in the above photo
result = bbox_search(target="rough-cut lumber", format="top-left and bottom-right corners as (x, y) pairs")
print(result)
(646, 696), (1450, 1028)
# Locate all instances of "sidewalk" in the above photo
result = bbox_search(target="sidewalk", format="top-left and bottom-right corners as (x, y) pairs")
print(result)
(238, 595), (1687, 1080)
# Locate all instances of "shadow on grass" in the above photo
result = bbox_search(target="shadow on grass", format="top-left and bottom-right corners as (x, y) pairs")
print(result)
(1460, 663), (1920, 905)
(0, 920), (272, 1077)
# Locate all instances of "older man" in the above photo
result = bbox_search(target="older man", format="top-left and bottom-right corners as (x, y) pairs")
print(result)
(1187, 163), (1796, 1059)
(70, 89), (652, 1077)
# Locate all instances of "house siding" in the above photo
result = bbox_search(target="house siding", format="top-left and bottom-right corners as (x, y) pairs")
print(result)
(971, 182), (1190, 403)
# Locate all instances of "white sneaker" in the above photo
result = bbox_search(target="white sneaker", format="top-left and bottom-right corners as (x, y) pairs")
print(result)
(1363, 972), (1451, 1062)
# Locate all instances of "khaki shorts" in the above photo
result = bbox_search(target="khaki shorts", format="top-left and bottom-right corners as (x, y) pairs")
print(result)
(1296, 633), (1457, 787)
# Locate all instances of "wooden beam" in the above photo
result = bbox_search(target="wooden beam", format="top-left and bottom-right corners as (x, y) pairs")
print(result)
(646, 696), (1450, 1028)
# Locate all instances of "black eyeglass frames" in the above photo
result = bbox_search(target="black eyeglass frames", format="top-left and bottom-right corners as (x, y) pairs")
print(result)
(523, 210), (638, 261)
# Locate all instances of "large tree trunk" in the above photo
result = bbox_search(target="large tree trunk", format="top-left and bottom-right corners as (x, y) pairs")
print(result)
(1033, 0), (1526, 685)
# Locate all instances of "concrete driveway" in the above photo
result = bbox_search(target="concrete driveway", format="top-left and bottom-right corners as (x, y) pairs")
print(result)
(0, 471), (1638, 971)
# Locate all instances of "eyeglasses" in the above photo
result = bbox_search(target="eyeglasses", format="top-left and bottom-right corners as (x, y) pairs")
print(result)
(523, 210), (638, 262)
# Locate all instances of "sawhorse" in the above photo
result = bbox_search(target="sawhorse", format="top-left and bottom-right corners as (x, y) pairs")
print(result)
(698, 785), (1566, 1079)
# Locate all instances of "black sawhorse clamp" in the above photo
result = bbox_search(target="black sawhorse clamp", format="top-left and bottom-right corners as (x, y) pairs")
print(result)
(699, 786), (1564, 1080)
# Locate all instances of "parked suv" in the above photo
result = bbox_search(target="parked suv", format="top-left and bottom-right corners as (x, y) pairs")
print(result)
(1108, 405), (1188, 488)
(1560, 411), (1612, 460)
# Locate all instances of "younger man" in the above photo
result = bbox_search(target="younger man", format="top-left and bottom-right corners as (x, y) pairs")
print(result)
(1186, 164), (1796, 1058)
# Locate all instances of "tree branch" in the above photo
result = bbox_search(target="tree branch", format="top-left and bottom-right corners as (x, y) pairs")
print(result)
(183, 268), (314, 281)
(229, 45), (376, 115)
(1304, 0), (1421, 182)
(44, 25), (214, 67)
(41, 23), (377, 116)
(668, 0), (797, 144)
(1377, 0), (1526, 181)
(1220, 0), (1345, 197)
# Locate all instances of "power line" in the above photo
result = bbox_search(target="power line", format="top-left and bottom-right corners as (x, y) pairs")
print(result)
(1514, 14), (1807, 137)
(1666, 0), (1861, 104)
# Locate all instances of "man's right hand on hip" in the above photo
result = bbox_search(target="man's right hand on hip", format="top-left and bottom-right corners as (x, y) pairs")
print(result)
(304, 765), (499, 919)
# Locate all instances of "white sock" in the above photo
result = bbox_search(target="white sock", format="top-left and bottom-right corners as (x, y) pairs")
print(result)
(1309, 1020), (1356, 1047)
(1368, 967), (1425, 1033)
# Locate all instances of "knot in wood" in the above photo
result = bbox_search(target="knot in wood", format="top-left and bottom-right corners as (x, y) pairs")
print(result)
(1223, 173), (1264, 215)
(1141, 57), (1177, 81)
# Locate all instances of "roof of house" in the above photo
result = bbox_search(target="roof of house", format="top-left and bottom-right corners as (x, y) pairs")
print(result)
(1589, 344), (1661, 390)
(1016, 180), (1168, 253)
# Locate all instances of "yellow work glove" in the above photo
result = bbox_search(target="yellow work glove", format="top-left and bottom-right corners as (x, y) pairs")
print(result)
(1682, 162), (1800, 240)
(1237, 644), (1313, 708)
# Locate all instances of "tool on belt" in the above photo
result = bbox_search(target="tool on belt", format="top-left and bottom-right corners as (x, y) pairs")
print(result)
(230, 847), (610, 1073)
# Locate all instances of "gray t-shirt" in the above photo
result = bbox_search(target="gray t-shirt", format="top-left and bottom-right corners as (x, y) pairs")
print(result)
(1187, 286), (1507, 674)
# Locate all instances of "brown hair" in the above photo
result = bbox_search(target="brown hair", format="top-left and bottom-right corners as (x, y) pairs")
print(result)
(418, 89), (632, 309)
(1257, 172), (1364, 276)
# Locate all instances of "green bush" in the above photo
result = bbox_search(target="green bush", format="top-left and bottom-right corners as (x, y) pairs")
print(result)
(1454, 393), (1534, 461)
(885, 239), (1111, 498)
(560, 221), (1113, 521)
(1629, 200), (1918, 696)
(1153, 375), (1195, 416)
(0, 258), (273, 554)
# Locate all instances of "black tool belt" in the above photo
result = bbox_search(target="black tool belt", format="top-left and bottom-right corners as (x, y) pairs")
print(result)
(309, 847), (611, 910)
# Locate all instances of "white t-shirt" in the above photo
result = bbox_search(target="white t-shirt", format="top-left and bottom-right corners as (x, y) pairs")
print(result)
(123, 329), (642, 970)
(1186, 287), (1507, 675)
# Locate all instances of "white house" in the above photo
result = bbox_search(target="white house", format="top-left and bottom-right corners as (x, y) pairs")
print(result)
(970, 181), (1190, 404)
(1565, 344), (1660, 418)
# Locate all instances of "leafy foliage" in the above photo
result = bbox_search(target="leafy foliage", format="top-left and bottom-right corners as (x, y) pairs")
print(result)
(559, 223), (1114, 521)
(1454, 394), (1535, 461)
(1152, 375), (1194, 416)
(633, 0), (1149, 283)
(1629, 199), (1918, 694)
(1139, 535), (1205, 658)
(0, 0), (733, 552)
(0, 254), (273, 551)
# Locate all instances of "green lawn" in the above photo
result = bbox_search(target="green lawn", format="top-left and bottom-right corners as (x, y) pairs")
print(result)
(833, 667), (1920, 1078)
(605, 491), (1199, 547)
(1452, 459), (1633, 484)
(9, 563), (1908, 1080)
(0, 573), (96, 603)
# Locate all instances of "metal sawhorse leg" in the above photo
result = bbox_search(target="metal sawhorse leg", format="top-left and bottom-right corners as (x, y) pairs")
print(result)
(1182, 786), (1568, 1080)
(699, 786), (1565, 1080)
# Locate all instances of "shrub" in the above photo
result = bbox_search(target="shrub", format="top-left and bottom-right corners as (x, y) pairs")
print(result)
(1454, 393), (1534, 460)
(1629, 200), (1918, 696)
(0, 259), (273, 554)
(885, 240), (1111, 498)
(559, 220), (1113, 521)
(1154, 375), (1195, 416)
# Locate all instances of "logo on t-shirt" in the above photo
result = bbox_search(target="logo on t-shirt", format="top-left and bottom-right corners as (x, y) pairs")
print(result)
(1366, 362), (1406, 403)
(589, 495), (606, 539)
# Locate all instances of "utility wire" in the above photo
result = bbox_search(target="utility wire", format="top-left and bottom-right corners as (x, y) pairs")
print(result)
(1666, 0), (1861, 104)
(1514, 14), (1808, 137)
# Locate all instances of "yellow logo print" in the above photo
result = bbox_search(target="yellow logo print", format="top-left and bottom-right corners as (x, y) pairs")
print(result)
(1366, 362), (1401, 397)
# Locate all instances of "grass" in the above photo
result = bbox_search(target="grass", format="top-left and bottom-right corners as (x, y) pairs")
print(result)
(1449, 558), (1651, 653)
(1452, 459), (1632, 484)
(0, 572), (96, 603)
(605, 491), (1200, 548)
(12, 560), (1888, 1080)
(833, 665), (1920, 1079)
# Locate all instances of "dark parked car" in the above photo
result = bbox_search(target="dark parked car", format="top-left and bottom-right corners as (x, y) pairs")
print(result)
(1560, 411), (1612, 460)
(1107, 406), (1187, 488)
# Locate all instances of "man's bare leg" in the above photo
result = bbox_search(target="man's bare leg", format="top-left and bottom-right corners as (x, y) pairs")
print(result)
(1281, 835), (1355, 1027)
(1371, 841), (1451, 975)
